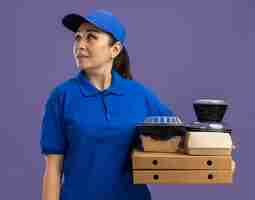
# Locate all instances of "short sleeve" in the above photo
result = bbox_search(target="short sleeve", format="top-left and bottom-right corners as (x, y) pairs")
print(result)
(144, 87), (176, 117)
(40, 88), (67, 155)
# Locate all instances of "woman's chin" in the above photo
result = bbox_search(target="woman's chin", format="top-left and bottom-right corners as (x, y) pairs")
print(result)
(78, 64), (96, 71)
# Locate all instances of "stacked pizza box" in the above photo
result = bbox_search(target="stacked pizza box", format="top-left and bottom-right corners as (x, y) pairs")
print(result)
(131, 135), (236, 184)
(131, 124), (236, 184)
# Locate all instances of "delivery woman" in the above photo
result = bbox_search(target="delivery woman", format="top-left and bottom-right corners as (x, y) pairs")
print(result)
(40, 9), (176, 200)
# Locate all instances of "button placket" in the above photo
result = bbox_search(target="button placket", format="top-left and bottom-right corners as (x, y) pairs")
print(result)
(101, 94), (110, 120)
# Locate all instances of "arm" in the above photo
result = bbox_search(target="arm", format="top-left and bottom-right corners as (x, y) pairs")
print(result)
(42, 155), (64, 200)
(144, 87), (176, 117)
(132, 86), (178, 147)
(40, 87), (67, 200)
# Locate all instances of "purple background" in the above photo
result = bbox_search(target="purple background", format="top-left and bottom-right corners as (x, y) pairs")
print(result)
(4, 0), (254, 199)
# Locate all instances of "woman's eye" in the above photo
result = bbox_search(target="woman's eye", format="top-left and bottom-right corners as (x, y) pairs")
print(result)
(74, 34), (81, 41)
(74, 33), (97, 42)
(87, 33), (97, 40)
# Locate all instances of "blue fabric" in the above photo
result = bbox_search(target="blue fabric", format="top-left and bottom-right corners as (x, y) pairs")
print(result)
(85, 10), (126, 44)
(40, 69), (176, 200)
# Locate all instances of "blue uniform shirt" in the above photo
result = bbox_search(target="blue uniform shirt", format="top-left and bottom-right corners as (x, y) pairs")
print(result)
(40, 68), (175, 200)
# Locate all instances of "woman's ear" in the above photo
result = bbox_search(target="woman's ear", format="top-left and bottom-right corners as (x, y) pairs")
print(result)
(111, 41), (123, 59)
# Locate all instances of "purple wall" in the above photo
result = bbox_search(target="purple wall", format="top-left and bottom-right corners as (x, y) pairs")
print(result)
(4, 0), (254, 199)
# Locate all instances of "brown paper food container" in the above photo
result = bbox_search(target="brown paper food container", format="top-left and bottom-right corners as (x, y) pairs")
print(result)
(140, 135), (185, 153)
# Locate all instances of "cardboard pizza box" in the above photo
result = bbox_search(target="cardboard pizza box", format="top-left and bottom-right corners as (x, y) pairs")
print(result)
(132, 149), (232, 170)
(132, 168), (234, 184)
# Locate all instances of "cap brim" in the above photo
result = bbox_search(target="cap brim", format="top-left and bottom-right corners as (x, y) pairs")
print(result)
(62, 14), (88, 32)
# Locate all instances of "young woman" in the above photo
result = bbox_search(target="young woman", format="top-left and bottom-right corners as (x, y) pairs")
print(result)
(40, 9), (176, 200)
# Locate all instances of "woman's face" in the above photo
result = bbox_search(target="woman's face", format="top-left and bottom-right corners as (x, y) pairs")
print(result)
(73, 22), (120, 71)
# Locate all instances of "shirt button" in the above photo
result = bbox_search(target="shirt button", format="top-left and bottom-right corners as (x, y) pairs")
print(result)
(106, 112), (110, 120)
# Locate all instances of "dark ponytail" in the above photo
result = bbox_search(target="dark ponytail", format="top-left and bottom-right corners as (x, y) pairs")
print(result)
(108, 36), (133, 80)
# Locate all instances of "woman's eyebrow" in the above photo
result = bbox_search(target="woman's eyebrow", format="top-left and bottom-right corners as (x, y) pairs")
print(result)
(77, 29), (101, 34)
(86, 28), (100, 33)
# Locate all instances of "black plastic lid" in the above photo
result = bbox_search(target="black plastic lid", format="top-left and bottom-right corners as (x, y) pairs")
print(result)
(136, 116), (186, 140)
(185, 122), (232, 133)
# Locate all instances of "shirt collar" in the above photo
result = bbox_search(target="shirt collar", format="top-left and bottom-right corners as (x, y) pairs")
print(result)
(76, 68), (126, 97)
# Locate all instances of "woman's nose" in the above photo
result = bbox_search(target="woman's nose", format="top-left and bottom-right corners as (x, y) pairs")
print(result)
(76, 41), (89, 55)
(77, 39), (87, 49)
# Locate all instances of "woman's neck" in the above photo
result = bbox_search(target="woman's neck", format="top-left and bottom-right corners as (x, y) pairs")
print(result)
(83, 64), (113, 91)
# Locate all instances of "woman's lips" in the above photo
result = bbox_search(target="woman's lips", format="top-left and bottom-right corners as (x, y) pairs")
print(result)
(77, 55), (89, 59)
(77, 54), (89, 57)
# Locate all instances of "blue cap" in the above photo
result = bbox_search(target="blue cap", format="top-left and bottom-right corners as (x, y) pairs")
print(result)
(62, 10), (126, 45)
